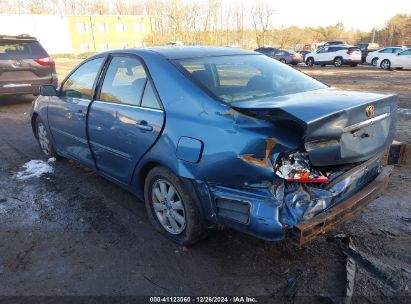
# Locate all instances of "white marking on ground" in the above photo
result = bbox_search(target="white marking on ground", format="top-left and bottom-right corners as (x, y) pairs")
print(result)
(15, 160), (54, 180)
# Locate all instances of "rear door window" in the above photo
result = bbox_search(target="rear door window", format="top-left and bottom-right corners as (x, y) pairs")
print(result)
(99, 56), (147, 106)
(393, 48), (403, 53)
(0, 40), (48, 59)
(140, 81), (161, 109)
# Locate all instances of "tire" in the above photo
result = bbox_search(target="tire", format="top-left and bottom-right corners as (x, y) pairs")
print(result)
(280, 58), (286, 63)
(144, 166), (208, 245)
(333, 57), (343, 67)
(35, 116), (57, 158)
(306, 57), (314, 67)
(380, 59), (391, 70)
(321, 64), (326, 67)
(371, 57), (378, 66)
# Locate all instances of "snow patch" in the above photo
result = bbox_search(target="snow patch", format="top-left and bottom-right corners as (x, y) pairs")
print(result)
(15, 160), (54, 180)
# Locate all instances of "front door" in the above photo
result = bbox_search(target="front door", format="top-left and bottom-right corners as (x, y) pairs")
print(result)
(47, 57), (105, 167)
(88, 55), (164, 184)
(315, 47), (329, 63)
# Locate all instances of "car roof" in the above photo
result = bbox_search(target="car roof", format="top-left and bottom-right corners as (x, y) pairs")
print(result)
(140, 46), (257, 59)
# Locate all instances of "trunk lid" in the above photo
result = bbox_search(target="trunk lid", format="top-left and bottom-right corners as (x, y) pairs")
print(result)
(231, 88), (397, 166)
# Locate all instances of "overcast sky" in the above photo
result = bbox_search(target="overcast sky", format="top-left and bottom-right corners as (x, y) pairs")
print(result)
(231, 0), (410, 31)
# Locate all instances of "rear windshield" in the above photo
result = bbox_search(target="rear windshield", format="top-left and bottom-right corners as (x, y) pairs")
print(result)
(0, 40), (48, 60)
(176, 54), (327, 103)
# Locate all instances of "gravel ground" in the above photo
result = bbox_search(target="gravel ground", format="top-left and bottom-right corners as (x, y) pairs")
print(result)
(0, 64), (410, 302)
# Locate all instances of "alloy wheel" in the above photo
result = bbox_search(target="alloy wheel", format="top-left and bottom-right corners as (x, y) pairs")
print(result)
(371, 58), (378, 66)
(37, 122), (51, 155)
(381, 60), (390, 70)
(334, 58), (342, 67)
(151, 179), (186, 235)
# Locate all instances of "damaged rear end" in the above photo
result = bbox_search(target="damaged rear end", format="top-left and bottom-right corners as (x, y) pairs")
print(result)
(223, 88), (397, 243)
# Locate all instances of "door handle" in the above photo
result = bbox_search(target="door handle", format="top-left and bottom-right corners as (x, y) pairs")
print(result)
(136, 121), (153, 131)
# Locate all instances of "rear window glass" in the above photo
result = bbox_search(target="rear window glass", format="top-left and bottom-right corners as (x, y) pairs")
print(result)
(0, 40), (48, 60)
(176, 54), (327, 104)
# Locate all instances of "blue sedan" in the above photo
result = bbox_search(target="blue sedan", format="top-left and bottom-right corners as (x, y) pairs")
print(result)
(32, 47), (396, 245)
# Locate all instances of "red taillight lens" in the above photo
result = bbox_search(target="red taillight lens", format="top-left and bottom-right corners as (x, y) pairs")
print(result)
(275, 152), (329, 183)
(347, 50), (353, 55)
(287, 175), (329, 183)
(34, 57), (55, 67)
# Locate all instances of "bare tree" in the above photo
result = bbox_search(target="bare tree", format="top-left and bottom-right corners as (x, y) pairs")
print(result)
(250, 0), (276, 47)
(114, 0), (127, 15)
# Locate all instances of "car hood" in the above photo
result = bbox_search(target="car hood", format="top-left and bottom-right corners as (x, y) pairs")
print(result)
(231, 88), (397, 166)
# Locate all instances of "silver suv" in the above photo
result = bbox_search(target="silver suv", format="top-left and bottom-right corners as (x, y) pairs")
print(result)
(305, 45), (362, 67)
(0, 35), (57, 95)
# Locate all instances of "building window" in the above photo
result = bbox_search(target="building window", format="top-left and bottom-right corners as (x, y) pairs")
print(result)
(99, 43), (109, 51)
(80, 44), (90, 53)
(116, 23), (126, 32)
(96, 23), (107, 32)
(134, 23), (144, 33)
(76, 22), (87, 33)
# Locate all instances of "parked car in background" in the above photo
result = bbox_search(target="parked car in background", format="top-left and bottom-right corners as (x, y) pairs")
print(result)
(355, 43), (380, 63)
(0, 34), (57, 95)
(256, 48), (303, 65)
(271, 49), (303, 65)
(377, 48), (411, 70)
(297, 50), (311, 61)
(32, 47), (396, 245)
(254, 47), (278, 56)
(305, 45), (361, 67)
(324, 41), (347, 46)
(167, 41), (184, 46)
(366, 47), (405, 66)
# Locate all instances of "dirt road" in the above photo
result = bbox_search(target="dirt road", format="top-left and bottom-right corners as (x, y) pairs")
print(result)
(0, 64), (410, 301)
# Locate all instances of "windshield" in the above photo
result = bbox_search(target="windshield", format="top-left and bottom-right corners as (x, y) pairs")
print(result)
(176, 54), (326, 103)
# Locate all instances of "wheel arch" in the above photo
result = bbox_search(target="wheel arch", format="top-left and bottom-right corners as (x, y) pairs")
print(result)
(31, 112), (39, 138)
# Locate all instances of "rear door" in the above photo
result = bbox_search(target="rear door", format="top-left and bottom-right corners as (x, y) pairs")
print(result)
(0, 39), (54, 90)
(88, 55), (164, 184)
(396, 49), (411, 68)
(47, 57), (105, 168)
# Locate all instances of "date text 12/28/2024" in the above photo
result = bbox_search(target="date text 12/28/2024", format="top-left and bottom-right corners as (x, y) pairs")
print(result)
(149, 297), (258, 303)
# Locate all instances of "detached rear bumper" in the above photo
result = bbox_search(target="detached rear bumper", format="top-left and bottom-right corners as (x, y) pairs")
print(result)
(293, 165), (393, 245)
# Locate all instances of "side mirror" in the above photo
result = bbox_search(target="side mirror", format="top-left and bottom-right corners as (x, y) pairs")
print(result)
(39, 84), (57, 96)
